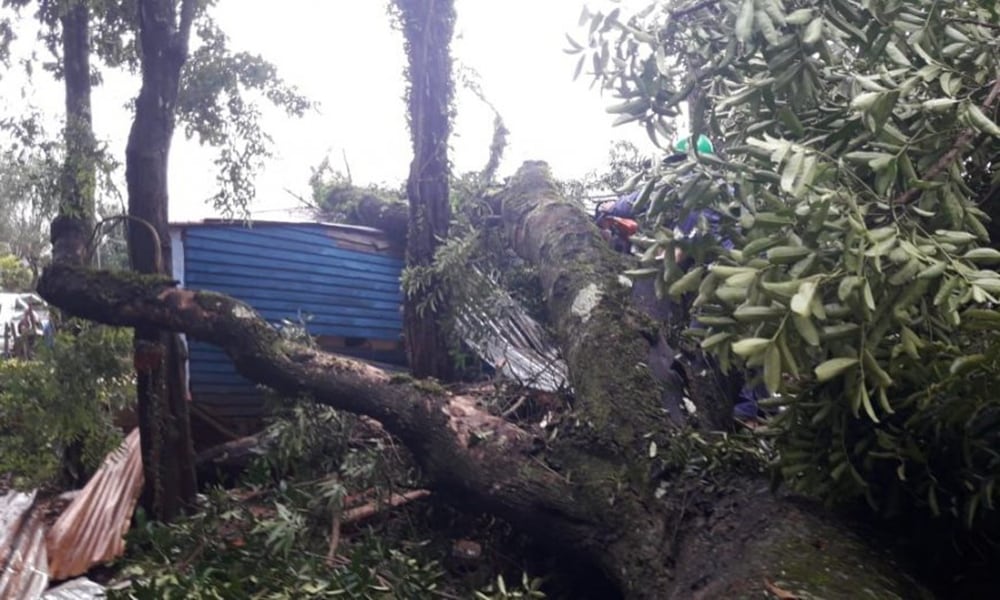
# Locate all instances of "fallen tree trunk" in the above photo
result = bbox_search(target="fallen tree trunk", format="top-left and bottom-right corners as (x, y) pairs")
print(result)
(38, 162), (931, 598)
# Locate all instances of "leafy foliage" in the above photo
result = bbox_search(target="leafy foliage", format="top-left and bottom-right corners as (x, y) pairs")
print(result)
(109, 400), (547, 599)
(0, 1), (311, 220)
(307, 158), (406, 225)
(0, 106), (125, 277)
(110, 490), (447, 599)
(0, 142), (62, 280)
(0, 320), (133, 487)
(178, 17), (313, 217)
(575, 0), (1000, 527)
(0, 254), (31, 290)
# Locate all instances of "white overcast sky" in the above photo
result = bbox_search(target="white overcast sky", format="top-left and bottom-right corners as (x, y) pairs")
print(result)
(2, 0), (656, 221)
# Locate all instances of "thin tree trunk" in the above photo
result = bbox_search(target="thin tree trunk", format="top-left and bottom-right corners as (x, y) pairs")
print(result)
(125, 0), (197, 521)
(397, 0), (455, 380)
(54, 0), (96, 487)
(51, 0), (94, 266)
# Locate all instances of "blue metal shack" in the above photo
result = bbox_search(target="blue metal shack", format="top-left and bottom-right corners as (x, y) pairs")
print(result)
(169, 220), (406, 425)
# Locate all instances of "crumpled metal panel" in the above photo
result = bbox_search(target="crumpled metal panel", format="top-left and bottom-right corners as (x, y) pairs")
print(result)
(0, 490), (50, 600)
(456, 274), (569, 392)
(46, 428), (143, 582)
(42, 577), (105, 599)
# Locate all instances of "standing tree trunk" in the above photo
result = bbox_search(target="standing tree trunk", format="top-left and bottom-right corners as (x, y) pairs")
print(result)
(396, 0), (455, 380)
(51, 0), (94, 267)
(125, 0), (197, 521)
(54, 0), (97, 487)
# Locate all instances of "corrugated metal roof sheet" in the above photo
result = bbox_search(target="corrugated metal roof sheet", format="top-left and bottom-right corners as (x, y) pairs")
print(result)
(42, 577), (105, 600)
(46, 428), (143, 582)
(171, 220), (569, 419)
(176, 222), (407, 420)
(170, 218), (391, 238)
(1, 432), (140, 598)
(456, 272), (568, 392)
(0, 490), (49, 599)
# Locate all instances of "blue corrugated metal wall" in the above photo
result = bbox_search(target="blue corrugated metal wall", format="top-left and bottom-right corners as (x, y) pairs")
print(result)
(180, 222), (405, 419)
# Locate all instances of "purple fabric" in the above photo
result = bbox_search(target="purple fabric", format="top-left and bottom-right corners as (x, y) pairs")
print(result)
(603, 191), (638, 218)
(677, 208), (733, 250)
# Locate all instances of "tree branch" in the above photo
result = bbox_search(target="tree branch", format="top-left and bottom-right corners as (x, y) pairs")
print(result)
(176, 0), (197, 59)
(34, 261), (599, 548)
(893, 76), (1000, 206)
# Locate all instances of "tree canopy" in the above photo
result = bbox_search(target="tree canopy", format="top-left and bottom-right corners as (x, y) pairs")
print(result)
(574, 0), (1000, 528)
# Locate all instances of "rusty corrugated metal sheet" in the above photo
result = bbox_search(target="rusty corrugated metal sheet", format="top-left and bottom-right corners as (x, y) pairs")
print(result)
(0, 490), (50, 599)
(46, 427), (143, 582)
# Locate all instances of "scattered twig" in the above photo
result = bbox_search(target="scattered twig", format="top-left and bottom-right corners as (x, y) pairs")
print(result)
(342, 149), (353, 184)
(284, 187), (317, 211)
(341, 490), (431, 524)
(190, 403), (242, 441)
(893, 76), (1000, 206)
(324, 509), (341, 567)
(764, 578), (801, 599)
(501, 393), (527, 418)
(176, 538), (206, 573)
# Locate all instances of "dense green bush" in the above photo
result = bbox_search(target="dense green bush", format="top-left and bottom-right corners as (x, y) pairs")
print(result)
(0, 320), (133, 488)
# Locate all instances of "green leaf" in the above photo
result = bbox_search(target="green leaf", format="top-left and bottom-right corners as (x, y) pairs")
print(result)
(851, 92), (881, 110)
(668, 265), (705, 297)
(764, 344), (782, 394)
(701, 331), (733, 349)
(949, 354), (986, 376)
(735, 0), (755, 41)
(962, 248), (1000, 264)
(922, 98), (958, 111)
(733, 305), (785, 322)
(623, 267), (660, 278)
(792, 314), (821, 346)
(965, 102), (1000, 137)
(862, 282), (876, 311)
(767, 246), (811, 264)
(858, 384), (879, 422)
(814, 357), (859, 382)
(780, 151), (803, 193)
(803, 17), (824, 44)
(732, 337), (771, 357)
(790, 280), (817, 316)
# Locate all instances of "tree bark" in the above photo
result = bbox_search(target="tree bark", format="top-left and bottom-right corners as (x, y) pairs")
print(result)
(124, 0), (197, 521)
(397, 0), (455, 380)
(51, 0), (94, 266)
(38, 162), (932, 598)
(52, 0), (96, 487)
